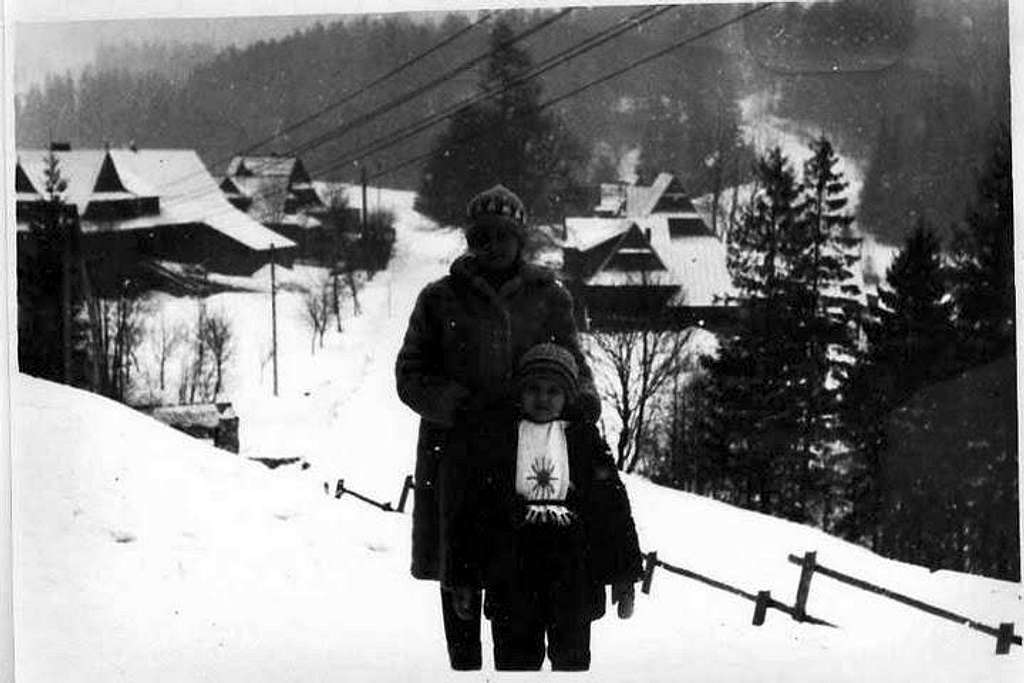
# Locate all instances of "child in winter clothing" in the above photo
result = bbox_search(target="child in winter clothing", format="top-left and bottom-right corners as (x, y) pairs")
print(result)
(395, 185), (602, 671)
(478, 342), (643, 671)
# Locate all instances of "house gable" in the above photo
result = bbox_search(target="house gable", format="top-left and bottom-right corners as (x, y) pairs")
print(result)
(16, 162), (39, 194)
(231, 159), (253, 177)
(289, 158), (313, 186)
(219, 176), (242, 194)
(604, 224), (668, 273)
(93, 152), (129, 193)
(652, 174), (699, 214)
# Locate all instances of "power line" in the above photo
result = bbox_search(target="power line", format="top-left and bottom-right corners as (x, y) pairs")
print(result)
(167, 5), (660, 226)
(369, 3), (774, 183)
(162, 4), (771, 230)
(264, 10), (497, 154)
(159, 11), (497, 193)
(315, 5), (673, 176)
(289, 8), (575, 158)
(156, 9), (574, 215)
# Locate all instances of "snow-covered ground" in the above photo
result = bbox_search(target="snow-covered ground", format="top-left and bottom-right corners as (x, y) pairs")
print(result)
(11, 187), (1023, 681)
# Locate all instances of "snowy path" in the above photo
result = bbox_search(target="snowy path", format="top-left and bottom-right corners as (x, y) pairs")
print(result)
(11, 188), (1023, 682)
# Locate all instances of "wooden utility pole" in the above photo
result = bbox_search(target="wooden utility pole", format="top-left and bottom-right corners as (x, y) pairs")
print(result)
(270, 243), (279, 396)
(361, 165), (368, 232)
(60, 207), (72, 383)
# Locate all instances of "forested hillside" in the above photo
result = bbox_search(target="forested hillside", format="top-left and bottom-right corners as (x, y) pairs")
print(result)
(16, 1), (1009, 244)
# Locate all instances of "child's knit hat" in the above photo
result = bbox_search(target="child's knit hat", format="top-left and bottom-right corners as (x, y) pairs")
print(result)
(465, 184), (527, 240)
(517, 342), (579, 401)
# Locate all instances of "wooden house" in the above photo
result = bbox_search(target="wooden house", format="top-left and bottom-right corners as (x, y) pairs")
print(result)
(562, 173), (739, 330)
(15, 147), (296, 294)
(220, 155), (338, 258)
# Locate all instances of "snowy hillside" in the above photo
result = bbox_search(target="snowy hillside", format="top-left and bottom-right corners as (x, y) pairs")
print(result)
(11, 188), (1022, 682)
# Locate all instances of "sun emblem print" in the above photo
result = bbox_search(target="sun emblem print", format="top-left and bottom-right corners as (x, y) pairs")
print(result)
(527, 457), (559, 498)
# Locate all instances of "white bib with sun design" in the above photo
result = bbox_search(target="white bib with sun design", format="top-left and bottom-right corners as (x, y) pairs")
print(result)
(516, 419), (573, 525)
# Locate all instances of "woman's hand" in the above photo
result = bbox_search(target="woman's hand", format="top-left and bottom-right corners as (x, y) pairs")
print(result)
(451, 586), (479, 621)
(611, 581), (635, 619)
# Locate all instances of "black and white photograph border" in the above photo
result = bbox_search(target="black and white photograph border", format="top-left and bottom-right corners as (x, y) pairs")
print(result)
(2, 0), (1024, 680)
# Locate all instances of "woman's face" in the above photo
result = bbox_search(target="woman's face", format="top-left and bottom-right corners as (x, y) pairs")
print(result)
(467, 223), (520, 271)
(520, 376), (567, 423)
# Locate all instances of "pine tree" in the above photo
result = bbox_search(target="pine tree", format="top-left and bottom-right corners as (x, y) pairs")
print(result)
(841, 220), (954, 547)
(706, 146), (805, 516)
(18, 151), (75, 383)
(415, 20), (585, 227)
(706, 140), (862, 526)
(950, 124), (1014, 366)
(784, 136), (862, 528)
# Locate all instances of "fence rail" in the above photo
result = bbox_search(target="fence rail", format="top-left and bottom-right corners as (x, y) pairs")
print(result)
(320, 474), (1016, 656)
(642, 551), (835, 628)
(787, 552), (1020, 654)
(324, 475), (415, 513)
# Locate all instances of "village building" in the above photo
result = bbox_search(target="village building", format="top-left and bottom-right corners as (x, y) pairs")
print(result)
(16, 146), (296, 295)
(561, 172), (739, 330)
(220, 154), (346, 259)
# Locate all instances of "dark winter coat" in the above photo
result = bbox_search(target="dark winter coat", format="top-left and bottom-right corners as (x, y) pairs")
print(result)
(480, 420), (644, 623)
(395, 254), (600, 585)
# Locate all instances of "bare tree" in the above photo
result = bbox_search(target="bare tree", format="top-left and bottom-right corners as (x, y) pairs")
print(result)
(178, 300), (213, 404)
(335, 257), (364, 317)
(301, 272), (334, 353)
(80, 284), (150, 404)
(202, 309), (233, 399)
(585, 321), (698, 473)
(152, 311), (185, 394)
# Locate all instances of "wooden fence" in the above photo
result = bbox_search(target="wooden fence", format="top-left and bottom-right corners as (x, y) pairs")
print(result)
(324, 475), (1018, 656)
(324, 474), (415, 513)
(640, 550), (834, 627)
(787, 551), (1021, 655)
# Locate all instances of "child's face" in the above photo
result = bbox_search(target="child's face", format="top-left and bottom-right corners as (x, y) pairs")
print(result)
(467, 223), (520, 271)
(520, 376), (567, 423)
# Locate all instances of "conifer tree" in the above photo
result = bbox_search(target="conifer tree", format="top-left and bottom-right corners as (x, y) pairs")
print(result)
(706, 139), (862, 526)
(784, 136), (862, 527)
(841, 220), (953, 546)
(415, 20), (585, 227)
(18, 152), (75, 383)
(706, 146), (805, 515)
(950, 124), (1014, 366)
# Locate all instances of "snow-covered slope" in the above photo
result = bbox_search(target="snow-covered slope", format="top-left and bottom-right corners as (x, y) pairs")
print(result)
(11, 187), (1022, 682)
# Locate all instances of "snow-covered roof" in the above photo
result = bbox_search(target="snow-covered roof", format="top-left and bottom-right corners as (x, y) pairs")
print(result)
(564, 214), (737, 307)
(226, 155), (298, 178)
(625, 172), (675, 217)
(564, 217), (630, 251)
(17, 149), (295, 252)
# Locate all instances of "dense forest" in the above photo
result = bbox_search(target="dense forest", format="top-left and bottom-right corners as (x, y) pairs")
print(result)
(15, 0), (1009, 244)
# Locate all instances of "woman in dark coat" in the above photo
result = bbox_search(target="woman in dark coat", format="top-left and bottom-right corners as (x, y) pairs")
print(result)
(395, 185), (600, 670)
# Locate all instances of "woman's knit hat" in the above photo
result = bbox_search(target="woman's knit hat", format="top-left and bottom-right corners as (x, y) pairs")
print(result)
(517, 342), (579, 401)
(465, 184), (527, 242)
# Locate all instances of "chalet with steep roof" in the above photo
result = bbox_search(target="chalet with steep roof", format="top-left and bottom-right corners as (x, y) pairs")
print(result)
(221, 155), (335, 257)
(16, 147), (296, 294)
(562, 172), (738, 329)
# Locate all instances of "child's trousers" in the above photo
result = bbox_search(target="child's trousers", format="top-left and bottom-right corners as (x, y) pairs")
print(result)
(491, 611), (591, 671)
(486, 522), (594, 671)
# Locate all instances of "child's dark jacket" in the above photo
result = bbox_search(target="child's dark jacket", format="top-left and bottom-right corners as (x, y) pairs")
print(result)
(477, 419), (644, 623)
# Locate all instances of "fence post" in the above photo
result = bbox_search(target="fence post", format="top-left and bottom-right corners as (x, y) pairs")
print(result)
(397, 475), (414, 513)
(996, 623), (1015, 655)
(753, 590), (772, 626)
(641, 551), (658, 595)
(335, 478), (345, 499)
(793, 551), (817, 622)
